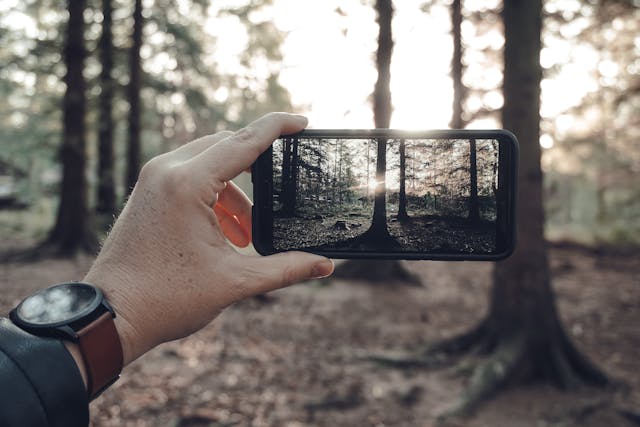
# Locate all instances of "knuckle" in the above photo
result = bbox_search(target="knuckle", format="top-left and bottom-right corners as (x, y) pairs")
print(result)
(137, 155), (167, 184)
(281, 265), (299, 287)
(234, 126), (257, 144)
(232, 126), (263, 158)
(264, 111), (285, 122)
(160, 164), (193, 197)
(231, 274), (253, 301)
(217, 130), (234, 140)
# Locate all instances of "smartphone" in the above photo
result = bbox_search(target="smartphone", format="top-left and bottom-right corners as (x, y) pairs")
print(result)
(252, 129), (518, 260)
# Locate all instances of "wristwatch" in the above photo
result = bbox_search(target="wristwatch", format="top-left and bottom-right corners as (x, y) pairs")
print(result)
(10, 282), (123, 400)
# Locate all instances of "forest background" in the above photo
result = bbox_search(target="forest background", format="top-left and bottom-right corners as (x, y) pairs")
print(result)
(0, 0), (639, 426)
(1, 0), (638, 246)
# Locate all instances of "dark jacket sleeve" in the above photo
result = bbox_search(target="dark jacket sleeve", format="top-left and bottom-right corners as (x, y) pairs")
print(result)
(0, 317), (89, 427)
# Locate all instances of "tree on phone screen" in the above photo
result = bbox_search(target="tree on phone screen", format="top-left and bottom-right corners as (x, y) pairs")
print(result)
(468, 138), (480, 224)
(397, 139), (409, 221)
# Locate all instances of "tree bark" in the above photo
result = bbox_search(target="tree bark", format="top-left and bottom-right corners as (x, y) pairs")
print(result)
(468, 139), (480, 223)
(332, 0), (418, 284)
(494, 0), (552, 344)
(126, 0), (143, 192)
(47, 0), (95, 255)
(97, 0), (116, 216)
(369, 0), (393, 237)
(431, 0), (607, 416)
(281, 138), (291, 214)
(373, 0), (393, 130)
(398, 139), (409, 221)
(450, 0), (465, 129)
(290, 138), (299, 215)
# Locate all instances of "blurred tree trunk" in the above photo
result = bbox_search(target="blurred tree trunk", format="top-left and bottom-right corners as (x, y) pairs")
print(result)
(431, 0), (607, 416)
(449, 0), (479, 223)
(332, 0), (419, 286)
(96, 0), (116, 216)
(450, 0), (465, 129)
(46, 0), (96, 255)
(126, 0), (143, 193)
(369, 0), (392, 237)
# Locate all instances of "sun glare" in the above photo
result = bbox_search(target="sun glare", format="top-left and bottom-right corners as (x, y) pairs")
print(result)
(369, 180), (383, 193)
(202, 0), (598, 135)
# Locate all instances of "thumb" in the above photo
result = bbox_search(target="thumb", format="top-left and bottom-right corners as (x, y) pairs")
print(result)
(237, 252), (334, 296)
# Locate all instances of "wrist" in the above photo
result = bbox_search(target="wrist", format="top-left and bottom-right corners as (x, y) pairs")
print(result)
(64, 341), (88, 389)
(83, 267), (142, 366)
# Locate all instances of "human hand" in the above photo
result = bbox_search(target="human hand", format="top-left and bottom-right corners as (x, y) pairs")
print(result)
(83, 113), (334, 366)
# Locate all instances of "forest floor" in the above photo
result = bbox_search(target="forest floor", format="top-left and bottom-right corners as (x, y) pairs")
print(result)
(1, 238), (639, 427)
(274, 207), (494, 254)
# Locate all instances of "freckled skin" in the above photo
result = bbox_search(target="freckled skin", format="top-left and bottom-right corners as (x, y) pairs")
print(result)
(76, 113), (334, 370)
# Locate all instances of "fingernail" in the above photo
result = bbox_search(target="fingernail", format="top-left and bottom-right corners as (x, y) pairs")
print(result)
(293, 114), (308, 126)
(311, 259), (334, 278)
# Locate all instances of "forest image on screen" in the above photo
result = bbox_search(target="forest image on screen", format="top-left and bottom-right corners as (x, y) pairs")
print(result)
(272, 137), (499, 254)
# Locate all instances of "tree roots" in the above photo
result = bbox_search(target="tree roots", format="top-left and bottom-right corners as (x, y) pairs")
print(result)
(362, 317), (611, 422)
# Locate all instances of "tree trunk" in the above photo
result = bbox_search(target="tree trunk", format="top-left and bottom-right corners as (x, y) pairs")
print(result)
(450, 0), (465, 129)
(369, 137), (388, 235)
(96, 0), (116, 216)
(126, 0), (143, 193)
(468, 139), (480, 223)
(281, 138), (290, 211)
(429, 0), (607, 416)
(373, 0), (393, 130)
(46, 0), (96, 255)
(331, 0), (418, 285)
(494, 0), (555, 350)
(398, 139), (409, 221)
(290, 138), (299, 215)
(369, 0), (392, 237)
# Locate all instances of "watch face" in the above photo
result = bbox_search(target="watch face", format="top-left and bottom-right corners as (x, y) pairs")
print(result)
(15, 283), (101, 326)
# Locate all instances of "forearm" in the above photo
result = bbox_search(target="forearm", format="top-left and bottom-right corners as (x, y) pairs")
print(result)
(0, 318), (89, 427)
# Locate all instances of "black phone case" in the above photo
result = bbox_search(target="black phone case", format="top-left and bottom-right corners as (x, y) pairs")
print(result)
(252, 129), (518, 261)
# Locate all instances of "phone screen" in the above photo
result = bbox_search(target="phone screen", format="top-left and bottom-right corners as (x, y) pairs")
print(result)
(252, 130), (517, 260)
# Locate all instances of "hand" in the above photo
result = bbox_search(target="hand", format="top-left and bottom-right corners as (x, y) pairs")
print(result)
(83, 113), (334, 365)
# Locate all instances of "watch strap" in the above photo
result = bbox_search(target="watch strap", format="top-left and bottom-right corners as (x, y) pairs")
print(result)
(77, 311), (123, 399)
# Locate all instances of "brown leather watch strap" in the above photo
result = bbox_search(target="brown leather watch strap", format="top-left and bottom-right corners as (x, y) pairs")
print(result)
(76, 311), (123, 398)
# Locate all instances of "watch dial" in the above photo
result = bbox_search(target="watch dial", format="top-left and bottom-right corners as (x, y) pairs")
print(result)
(17, 284), (98, 325)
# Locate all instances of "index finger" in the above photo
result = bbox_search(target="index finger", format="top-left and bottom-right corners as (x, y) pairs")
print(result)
(194, 112), (308, 183)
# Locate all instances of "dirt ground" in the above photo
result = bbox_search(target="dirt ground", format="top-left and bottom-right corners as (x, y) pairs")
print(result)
(274, 209), (494, 254)
(1, 239), (639, 427)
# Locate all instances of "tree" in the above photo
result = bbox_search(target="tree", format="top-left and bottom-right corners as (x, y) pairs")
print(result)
(331, 0), (419, 285)
(280, 137), (299, 217)
(126, 0), (143, 193)
(429, 0), (607, 415)
(96, 0), (116, 216)
(468, 138), (480, 223)
(448, 0), (480, 223)
(46, 0), (96, 254)
(397, 139), (409, 221)
(368, 0), (393, 240)
(450, 0), (465, 129)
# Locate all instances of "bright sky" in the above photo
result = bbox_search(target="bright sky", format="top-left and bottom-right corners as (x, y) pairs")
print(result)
(204, 0), (602, 142)
(0, 0), (609, 143)
(208, 0), (459, 129)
